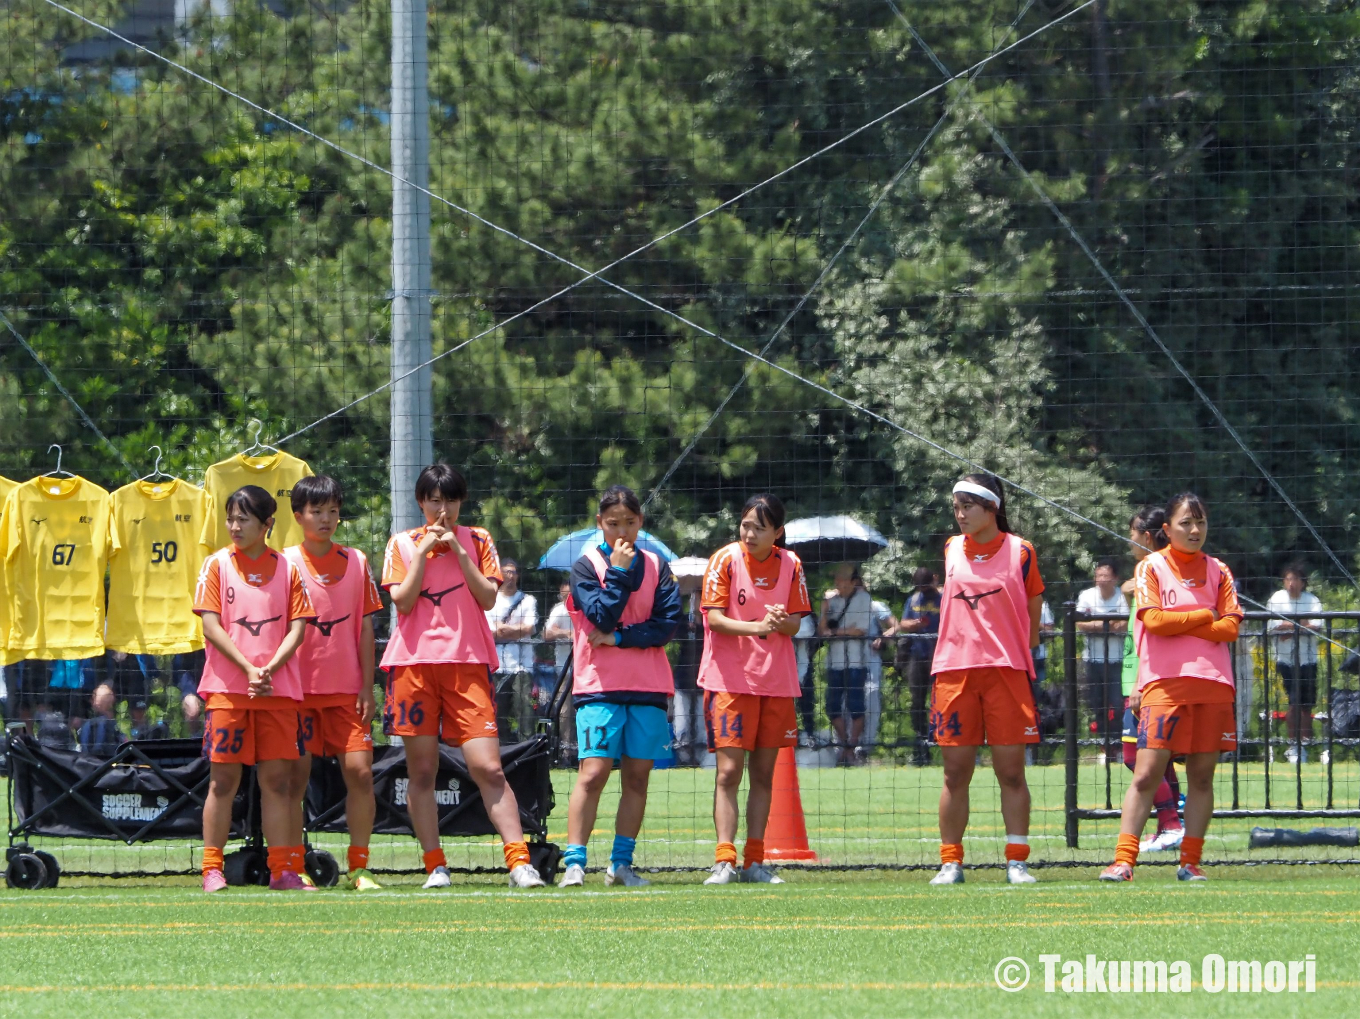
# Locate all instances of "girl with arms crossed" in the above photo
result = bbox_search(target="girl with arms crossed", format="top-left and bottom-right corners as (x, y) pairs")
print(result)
(929, 474), (1044, 886)
(1101, 493), (1241, 882)
(558, 486), (682, 888)
(698, 494), (811, 884)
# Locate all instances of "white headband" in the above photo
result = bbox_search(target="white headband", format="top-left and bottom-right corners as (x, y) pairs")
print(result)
(952, 480), (1001, 507)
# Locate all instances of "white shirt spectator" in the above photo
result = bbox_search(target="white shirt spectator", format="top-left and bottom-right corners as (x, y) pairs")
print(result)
(795, 613), (817, 677)
(1266, 588), (1323, 666)
(487, 590), (538, 673)
(824, 588), (872, 669)
(867, 599), (892, 674)
(1076, 586), (1128, 661)
(544, 599), (573, 668)
(1032, 601), (1054, 663)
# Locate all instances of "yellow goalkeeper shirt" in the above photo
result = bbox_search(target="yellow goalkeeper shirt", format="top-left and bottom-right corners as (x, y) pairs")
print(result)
(200, 450), (314, 552)
(3, 475), (116, 660)
(106, 478), (211, 654)
(0, 475), (18, 664)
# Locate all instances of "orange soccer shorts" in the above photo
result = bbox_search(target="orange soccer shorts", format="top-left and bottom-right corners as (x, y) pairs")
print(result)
(202, 695), (303, 765)
(383, 663), (499, 745)
(930, 667), (1039, 747)
(703, 691), (798, 752)
(1138, 678), (1236, 755)
(300, 694), (375, 758)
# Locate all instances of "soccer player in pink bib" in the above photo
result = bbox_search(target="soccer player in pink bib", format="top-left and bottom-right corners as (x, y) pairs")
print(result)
(929, 474), (1045, 887)
(557, 486), (682, 889)
(283, 476), (384, 890)
(697, 494), (812, 885)
(194, 485), (316, 893)
(1101, 492), (1241, 883)
(380, 464), (545, 889)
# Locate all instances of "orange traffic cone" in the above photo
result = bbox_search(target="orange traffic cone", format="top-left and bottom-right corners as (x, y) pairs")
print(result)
(764, 746), (818, 861)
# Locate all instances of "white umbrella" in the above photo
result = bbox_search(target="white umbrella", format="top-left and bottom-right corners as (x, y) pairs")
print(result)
(781, 515), (888, 565)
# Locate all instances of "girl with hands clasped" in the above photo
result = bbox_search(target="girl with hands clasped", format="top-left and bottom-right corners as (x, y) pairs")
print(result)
(194, 486), (317, 893)
(697, 494), (811, 885)
(557, 486), (682, 888)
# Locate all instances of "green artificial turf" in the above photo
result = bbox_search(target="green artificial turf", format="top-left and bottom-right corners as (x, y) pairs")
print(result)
(1, 871), (1357, 1017)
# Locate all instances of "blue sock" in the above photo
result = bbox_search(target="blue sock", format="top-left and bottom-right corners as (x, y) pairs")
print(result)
(563, 843), (588, 869)
(610, 835), (636, 869)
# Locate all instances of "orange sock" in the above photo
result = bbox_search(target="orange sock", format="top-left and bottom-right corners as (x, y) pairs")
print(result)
(1180, 836), (1204, 867)
(1004, 842), (1030, 863)
(743, 838), (765, 869)
(348, 846), (369, 873)
(288, 846), (305, 875)
(422, 848), (447, 874)
(267, 845), (290, 879)
(940, 843), (964, 866)
(715, 841), (738, 866)
(202, 846), (224, 875)
(503, 841), (531, 872)
(1114, 832), (1140, 868)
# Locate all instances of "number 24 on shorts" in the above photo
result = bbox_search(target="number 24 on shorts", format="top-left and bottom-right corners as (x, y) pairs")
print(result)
(930, 710), (962, 739)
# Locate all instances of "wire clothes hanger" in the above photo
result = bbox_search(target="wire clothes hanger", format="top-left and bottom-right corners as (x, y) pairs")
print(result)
(139, 445), (173, 483)
(43, 444), (75, 478)
(240, 420), (279, 458)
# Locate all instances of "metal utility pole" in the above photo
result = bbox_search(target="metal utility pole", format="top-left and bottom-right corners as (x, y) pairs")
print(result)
(389, 0), (433, 534)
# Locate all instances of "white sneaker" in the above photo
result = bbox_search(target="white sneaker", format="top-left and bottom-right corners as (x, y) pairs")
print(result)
(1140, 827), (1185, 852)
(557, 863), (585, 888)
(929, 862), (964, 885)
(1006, 860), (1037, 885)
(508, 864), (546, 888)
(703, 861), (740, 885)
(422, 865), (452, 889)
(740, 862), (784, 884)
(605, 863), (650, 887)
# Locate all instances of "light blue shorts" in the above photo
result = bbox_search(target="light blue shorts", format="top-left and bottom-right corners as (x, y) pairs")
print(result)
(576, 702), (672, 762)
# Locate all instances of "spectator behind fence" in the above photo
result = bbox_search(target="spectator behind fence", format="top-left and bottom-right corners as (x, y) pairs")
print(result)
(672, 586), (705, 766)
(1076, 558), (1128, 742)
(863, 586), (895, 755)
(895, 567), (940, 766)
(794, 612), (818, 743)
(181, 690), (205, 738)
(820, 564), (871, 765)
(1031, 600), (1055, 684)
(1268, 563), (1324, 764)
(543, 581), (574, 670)
(486, 559), (538, 739)
(77, 683), (126, 756)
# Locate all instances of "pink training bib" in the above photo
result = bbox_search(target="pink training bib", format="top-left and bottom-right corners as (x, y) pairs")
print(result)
(198, 548), (303, 700)
(569, 548), (674, 696)
(284, 545), (371, 697)
(1135, 550), (1235, 692)
(380, 526), (499, 669)
(697, 543), (801, 697)
(932, 533), (1035, 678)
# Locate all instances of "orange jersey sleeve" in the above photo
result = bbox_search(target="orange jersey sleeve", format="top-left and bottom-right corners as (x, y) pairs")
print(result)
(1018, 539), (1044, 598)
(192, 556), (223, 616)
(787, 557), (812, 615)
(1214, 558), (1243, 619)
(360, 555), (384, 615)
(701, 546), (736, 610)
(467, 526), (503, 584)
(380, 533), (408, 589)
(287, 561), (317, 621)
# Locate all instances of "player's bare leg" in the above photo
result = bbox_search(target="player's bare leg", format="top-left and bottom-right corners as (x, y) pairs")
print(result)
(340, 750), (379, 888)
(606, 756), (653, 887)
(706, 748), (746, 884)
(201, 762), (241, 892)
(1101, 746), (1171, 882)
(566, 756), (615, 847)
(403, 734), (443, 853)
(991, 745), (1036, 883)
(932, 745), (975, 885)
(462, 736), (544, 887)
(742, 746), (780, 841)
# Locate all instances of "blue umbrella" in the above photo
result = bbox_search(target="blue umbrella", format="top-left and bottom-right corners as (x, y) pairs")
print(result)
(537, 527), (678, 570)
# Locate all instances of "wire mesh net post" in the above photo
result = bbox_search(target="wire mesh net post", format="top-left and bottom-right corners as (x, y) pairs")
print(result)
(1063, 601), (1079, 849)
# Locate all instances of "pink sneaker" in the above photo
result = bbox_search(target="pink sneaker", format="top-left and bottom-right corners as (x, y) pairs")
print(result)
(203, 869), (228, 894)
(269, 870), (311, 891)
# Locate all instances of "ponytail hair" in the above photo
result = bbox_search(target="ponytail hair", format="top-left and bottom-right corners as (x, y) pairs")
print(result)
(1129, 505), (1169, 551)
(957, 473), (1010, 533)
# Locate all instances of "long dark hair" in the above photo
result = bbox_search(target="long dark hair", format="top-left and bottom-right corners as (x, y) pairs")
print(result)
(599, 484), (643, 518)
(224, 485), (276, 524)
(957, 473), (1010, 533)
(740, 493), (786, 536)
(1129, 505), (1169, 551)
